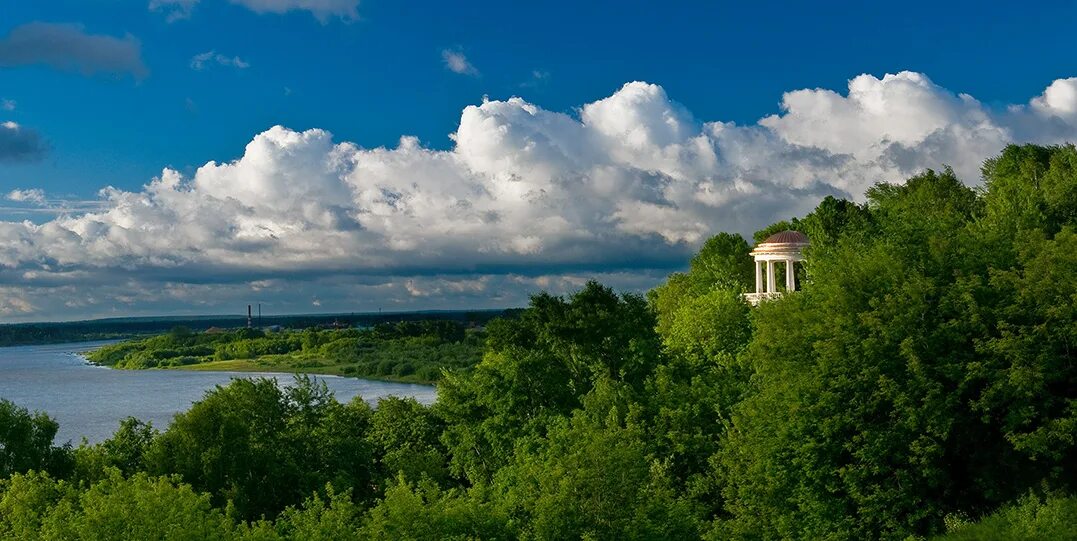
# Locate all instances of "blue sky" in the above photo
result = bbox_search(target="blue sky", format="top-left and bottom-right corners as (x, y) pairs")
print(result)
(2, 0), (1077, 321)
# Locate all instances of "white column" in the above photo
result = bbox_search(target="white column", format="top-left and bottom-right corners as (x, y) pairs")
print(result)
(766, 260), (775, 293)
(786, 259), (795, 291)
(754, 260), (763, 293)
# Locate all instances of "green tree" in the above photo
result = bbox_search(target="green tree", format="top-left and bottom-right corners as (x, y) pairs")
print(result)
(0, 470), (74, 539)
(980, 144), (1077, 236)
(797, 195), (874, 256)
(0, 469), (244, 540)
(73, 417), (157, 483)
(0, 399), (72, 479)
(362, 478), (510, 541)
(649, 232), (752, 338)
(492, 413), (700, 540)
(970, 228), (1077, 488)
(367, 397), (449, 487)
(146, 377), (375, 520)
(438, 281), (662, 484)
(271, 485), (363, 541)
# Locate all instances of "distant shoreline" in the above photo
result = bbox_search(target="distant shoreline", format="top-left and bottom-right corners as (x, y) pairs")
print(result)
(81, 352), (439, 386)
(169, 358), (437, 386)
(32, 343), (436, 386)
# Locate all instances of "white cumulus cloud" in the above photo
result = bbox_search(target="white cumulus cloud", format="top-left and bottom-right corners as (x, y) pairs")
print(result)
(1031, 77), (1077, 117)
(4, 71), (1077, 320)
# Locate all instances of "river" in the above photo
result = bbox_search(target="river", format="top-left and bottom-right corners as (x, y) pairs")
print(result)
(0, 341), (437, 444)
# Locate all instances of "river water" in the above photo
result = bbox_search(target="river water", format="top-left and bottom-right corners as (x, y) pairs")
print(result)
(0, 341), (437, 444)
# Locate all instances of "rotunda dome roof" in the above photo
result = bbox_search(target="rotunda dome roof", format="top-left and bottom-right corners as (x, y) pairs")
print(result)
(760, 230), (809, 245)
(750, 230), (809, 257)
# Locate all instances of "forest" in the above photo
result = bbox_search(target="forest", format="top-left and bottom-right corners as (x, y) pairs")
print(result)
(1, 143), (1076, 539)
(86, 320), (487, 384)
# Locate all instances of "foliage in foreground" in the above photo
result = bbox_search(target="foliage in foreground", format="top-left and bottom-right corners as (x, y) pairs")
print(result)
(2, 143), (1077, 539)
(933, 494), (1077, 541)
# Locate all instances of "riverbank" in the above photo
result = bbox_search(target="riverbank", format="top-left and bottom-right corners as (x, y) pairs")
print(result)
(168, 357), (438, 385)
(83, 323), (485, 386)
(79, 351), (440, 385)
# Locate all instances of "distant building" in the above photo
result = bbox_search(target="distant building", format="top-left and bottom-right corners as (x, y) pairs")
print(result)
(743, 230), (809, 306)
(204, 326), (227, 334)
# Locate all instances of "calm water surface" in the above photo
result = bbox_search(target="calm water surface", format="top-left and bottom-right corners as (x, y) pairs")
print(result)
(0, 341), (437, 444)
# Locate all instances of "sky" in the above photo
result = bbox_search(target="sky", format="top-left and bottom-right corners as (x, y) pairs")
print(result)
(2, 0), (1077, 322)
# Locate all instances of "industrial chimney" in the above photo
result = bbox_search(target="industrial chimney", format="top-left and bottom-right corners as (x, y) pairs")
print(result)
(247, 305), (252, 328)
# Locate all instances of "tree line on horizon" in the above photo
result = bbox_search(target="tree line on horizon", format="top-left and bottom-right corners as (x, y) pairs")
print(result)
(0, 310), (506, 348)
(2, 143), (1077, 539)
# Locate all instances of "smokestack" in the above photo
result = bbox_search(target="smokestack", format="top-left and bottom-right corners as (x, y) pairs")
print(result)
(247, 305), (252, 328)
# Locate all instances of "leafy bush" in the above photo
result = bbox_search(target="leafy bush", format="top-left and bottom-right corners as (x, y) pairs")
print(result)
(7, 470), (238, 540)
(934, 494), (1077, 541)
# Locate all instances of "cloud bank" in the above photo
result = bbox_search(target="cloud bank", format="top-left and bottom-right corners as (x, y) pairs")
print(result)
(0, 22), (148, 79)
(3, 71), (1077, 321)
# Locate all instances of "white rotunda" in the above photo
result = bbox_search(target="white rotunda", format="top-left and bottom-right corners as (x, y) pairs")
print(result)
(743, 230), (809, 306)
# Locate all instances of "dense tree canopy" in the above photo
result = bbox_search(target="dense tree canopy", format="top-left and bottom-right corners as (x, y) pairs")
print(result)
(715, 150), (1077, 539)
(145, 376), (377, 520)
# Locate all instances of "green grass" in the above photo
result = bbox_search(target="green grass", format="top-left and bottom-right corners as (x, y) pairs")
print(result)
(171, 359), (270, 372)
(168, 356), (436, 384)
